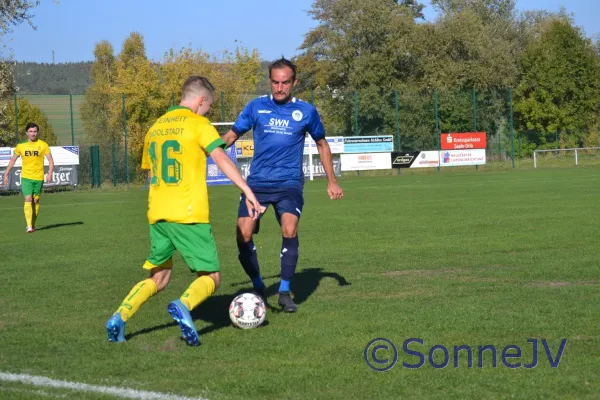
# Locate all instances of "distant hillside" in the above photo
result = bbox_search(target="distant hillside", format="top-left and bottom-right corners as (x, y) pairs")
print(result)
(14, 62), (93, 95)
(13, 61), (271, 96)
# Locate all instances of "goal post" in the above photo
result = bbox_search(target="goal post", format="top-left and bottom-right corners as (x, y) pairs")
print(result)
(533, 147), (600, 168)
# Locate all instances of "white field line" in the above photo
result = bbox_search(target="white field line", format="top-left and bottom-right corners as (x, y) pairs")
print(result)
(0, 372), (208, 400)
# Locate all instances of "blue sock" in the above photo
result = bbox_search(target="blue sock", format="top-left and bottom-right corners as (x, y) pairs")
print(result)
(252, 276), (265, 290)
(279, 236), (299, 293)
(279, 279), (290, 292)
(237, 239), (263, 288)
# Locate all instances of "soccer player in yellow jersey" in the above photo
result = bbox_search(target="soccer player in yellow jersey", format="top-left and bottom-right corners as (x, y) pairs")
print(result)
(3, 123), (54, 233)
(106, 76), (263, 346)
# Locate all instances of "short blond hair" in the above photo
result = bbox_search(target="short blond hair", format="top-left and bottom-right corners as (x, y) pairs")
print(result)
(182, 76), (215, 100)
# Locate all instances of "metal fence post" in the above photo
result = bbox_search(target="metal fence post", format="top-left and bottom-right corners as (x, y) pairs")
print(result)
(112, 142), (117, 187)
(472, 88), (477, 131)
(434, 89), (440, 172)
(70, 94), (75, 145)
(509, 88), (515, 168)
(14, 94), (18, 142)
(473, 88), (478, 170)
(394, 89), (400, 151)
(122, 93), (129, 184)
(353, 91), (359, 136)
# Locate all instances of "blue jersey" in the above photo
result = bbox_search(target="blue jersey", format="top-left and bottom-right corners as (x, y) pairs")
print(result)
(232, 95), (325, 188)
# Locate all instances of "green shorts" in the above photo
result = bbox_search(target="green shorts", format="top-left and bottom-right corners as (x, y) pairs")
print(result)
(21, 177), (43, 197)
(143, 222), (220, 273)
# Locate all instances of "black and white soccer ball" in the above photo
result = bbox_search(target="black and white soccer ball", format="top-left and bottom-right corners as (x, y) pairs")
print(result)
(229, 293), (267, 329)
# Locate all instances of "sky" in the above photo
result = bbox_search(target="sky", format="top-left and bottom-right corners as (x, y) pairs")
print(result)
(7, 0), (599, 64)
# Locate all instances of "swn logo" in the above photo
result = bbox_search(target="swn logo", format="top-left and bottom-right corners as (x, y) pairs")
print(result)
(269, 118), (289, 127)
(24, 151), (39, 156)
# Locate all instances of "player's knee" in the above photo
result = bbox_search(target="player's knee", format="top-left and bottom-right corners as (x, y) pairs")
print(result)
(208, 272), (221, 289)
(281, 226), (297, 238)
(236, 224), (253, 242)
(150, 268), (171, 291)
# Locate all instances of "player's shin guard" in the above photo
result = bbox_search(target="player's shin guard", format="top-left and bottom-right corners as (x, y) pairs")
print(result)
(237, 239), (264, 289)
(116, 279), (158, 321)
(279, 236), (299, 292)
(32, 199), (40, 227)
(23, 202), (33, 228)
(180, 275), (216, 311)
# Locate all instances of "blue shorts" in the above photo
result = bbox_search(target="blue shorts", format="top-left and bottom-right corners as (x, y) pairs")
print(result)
(238, 186), (304, 230)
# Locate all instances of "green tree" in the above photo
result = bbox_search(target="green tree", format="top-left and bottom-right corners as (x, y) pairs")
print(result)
(8, 97), (57, 145)
(297, 0), (420, 137)
(159, 46), (262, 129)
(514, 18), (600, 146)
(81, 41), (118, 145)
(0, 0), (41, 146)
(113, 32), (161, 155)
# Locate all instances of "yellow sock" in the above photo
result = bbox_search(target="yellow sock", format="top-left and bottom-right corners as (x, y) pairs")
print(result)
(24, 202), (33, 227)
(32, 202), (40, 227)
(180, 276), (216, 311)
(116, 279), (158, 322)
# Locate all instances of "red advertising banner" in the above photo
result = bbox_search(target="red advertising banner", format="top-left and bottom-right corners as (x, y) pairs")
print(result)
(441, 132), (487, 150)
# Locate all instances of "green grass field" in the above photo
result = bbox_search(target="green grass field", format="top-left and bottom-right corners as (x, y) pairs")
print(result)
(1, 167), (599, 399)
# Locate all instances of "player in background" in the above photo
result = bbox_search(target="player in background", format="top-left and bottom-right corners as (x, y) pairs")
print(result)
(3, 122), (54, 233)
(221, 57), (344, 313)
(106, 76), (263, 346)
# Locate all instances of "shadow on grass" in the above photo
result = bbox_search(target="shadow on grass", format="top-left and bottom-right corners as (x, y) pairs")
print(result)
(125, 268), (350, 341)
(36, 221), (84, 231)
(231, 267), (352, 306)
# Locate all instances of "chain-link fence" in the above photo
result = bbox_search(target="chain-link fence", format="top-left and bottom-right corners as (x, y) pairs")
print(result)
(9, 90), (600, 187)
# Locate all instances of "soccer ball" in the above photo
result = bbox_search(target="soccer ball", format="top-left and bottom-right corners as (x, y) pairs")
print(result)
(229, 293), (267, 329)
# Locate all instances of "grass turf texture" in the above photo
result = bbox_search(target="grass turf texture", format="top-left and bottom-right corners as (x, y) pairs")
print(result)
(0, 167), (598, 399)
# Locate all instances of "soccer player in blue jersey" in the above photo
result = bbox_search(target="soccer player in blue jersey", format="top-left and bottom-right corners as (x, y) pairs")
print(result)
(222, 57), (344, 312)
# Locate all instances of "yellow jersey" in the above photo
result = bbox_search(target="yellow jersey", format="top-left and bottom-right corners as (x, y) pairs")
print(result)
(141, 106), (226, 224)
(14, 140), (51, 181)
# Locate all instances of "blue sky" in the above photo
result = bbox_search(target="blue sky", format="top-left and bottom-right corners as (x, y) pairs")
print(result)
(8, 0), (599, 63)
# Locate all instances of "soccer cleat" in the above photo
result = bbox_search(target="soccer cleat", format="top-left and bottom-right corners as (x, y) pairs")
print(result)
(278, 291), (297, 313)
(253, 286), (266, 300)
(253, 286), (272, 309)
(106, 312), (126, 342)
(167, 299), (200, 346)
(26, 226), (35, 233)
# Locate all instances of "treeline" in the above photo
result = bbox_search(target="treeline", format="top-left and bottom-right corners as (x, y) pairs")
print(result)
(80, 32), (263, 180)
(291, 0), (600, 153)
(14, 62), (92, 94)
(5, 0), (600, 156)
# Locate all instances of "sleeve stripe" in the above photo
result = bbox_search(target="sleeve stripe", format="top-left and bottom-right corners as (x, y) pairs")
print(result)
(206, 138), (227, 154)
(231, 126), (245, 136)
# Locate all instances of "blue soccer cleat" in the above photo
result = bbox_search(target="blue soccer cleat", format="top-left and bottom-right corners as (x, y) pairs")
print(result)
(167, 299), (200, 346)
(106, 312), (126, 342)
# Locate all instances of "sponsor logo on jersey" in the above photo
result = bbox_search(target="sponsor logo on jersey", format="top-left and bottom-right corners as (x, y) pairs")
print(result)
(269, 118), (290, 127)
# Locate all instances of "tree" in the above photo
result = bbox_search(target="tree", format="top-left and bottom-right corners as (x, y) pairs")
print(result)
(81, 41), (118, 145)
(113, 32), (161, 156)
(8, 97), (57, 145)
(0, 0), (41, 146)
(159, 46), (262, 125)
(514, 18), (600, 146)
(296, 0), (420, 136)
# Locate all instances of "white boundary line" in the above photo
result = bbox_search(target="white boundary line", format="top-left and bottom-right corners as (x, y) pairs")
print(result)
(0, 372), (209, 400)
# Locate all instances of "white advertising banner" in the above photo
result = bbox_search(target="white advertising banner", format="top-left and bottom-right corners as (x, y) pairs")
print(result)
(409, 151), (441, 168)
(304, 136), (345, 155)
(0, 146), (79, 167)
(440, 149), (486, 166)
(406, 150), (486, 168)
(341, 153), (392, 171)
